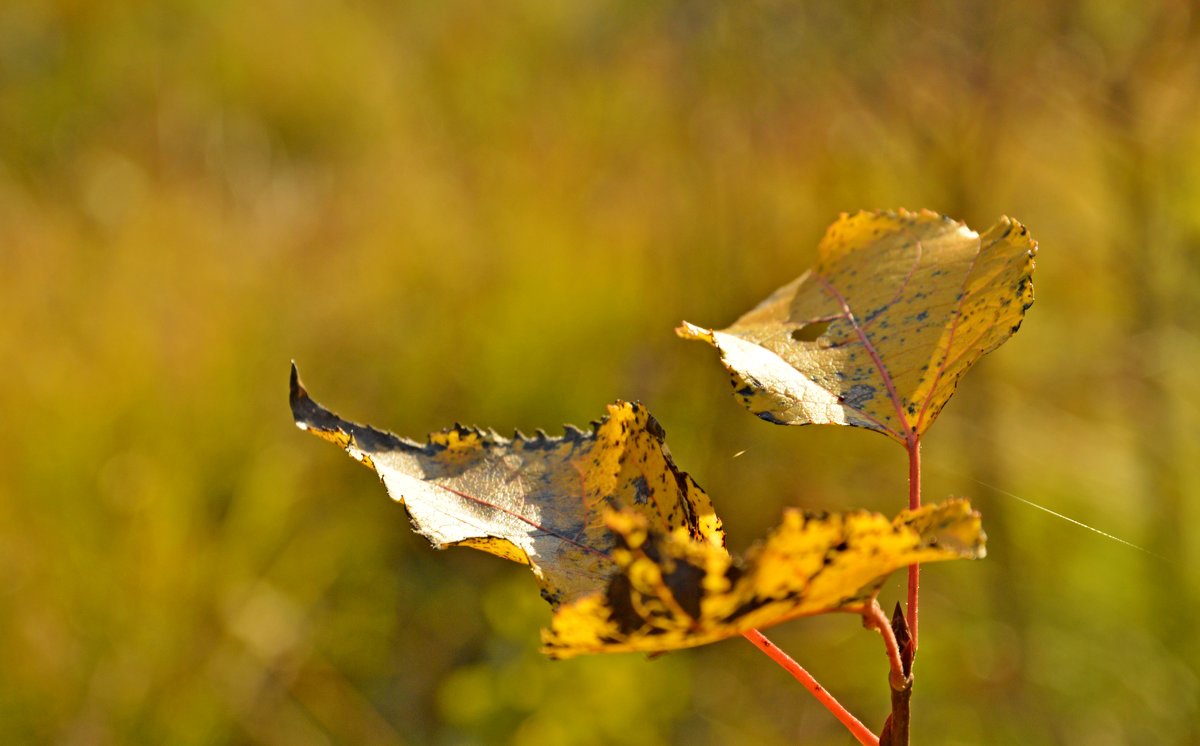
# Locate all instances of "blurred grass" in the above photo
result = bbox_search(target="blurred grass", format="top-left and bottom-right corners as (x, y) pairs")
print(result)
(2, 0), (1199, 743)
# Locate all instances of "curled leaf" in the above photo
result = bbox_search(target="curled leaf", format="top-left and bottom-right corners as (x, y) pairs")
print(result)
(542, 499), (984, 659)
(290, 364), (722, 605)
(679, 209), (1036, 443)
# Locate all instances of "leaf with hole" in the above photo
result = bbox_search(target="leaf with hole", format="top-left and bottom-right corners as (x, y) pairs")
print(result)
(678, 209), (1036, 443)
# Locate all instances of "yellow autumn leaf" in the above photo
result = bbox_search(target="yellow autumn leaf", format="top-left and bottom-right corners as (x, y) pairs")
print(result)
(290, 364), (723, 606)
(542, 499), (984, 659)
(678, 209), (1036, 443)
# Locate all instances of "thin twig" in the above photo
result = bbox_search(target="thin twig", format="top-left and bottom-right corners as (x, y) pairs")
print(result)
(742, 629), (879, 746)
(860, 602), (905, 682)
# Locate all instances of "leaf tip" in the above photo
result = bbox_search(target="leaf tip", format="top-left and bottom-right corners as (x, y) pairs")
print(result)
(675, 321), (713, 343)
(287, 365), (364, 452)
(901, 498), (987, 560)
(289, 361), (311, 431)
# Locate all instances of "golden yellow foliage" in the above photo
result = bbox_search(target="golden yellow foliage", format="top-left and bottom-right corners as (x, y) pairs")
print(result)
(293, 363), (984, 661)
(543, 499), (984, 658)
(679, 209), (1037, 443)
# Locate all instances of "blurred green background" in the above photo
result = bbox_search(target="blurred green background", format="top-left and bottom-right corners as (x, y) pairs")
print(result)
(3, 1), (1199, 743)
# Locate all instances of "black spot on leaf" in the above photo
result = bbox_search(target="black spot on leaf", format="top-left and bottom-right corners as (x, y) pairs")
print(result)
(606, 575), (645, 635)
(662, 560), (706, 619)
(632, 476), (651, 505)
(841, 384), (877, 409)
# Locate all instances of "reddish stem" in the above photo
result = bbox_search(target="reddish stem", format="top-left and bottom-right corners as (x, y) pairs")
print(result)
(742, 629), (880, 746)
(905, 437), (921, 651)
(861, 602), (905, 682)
